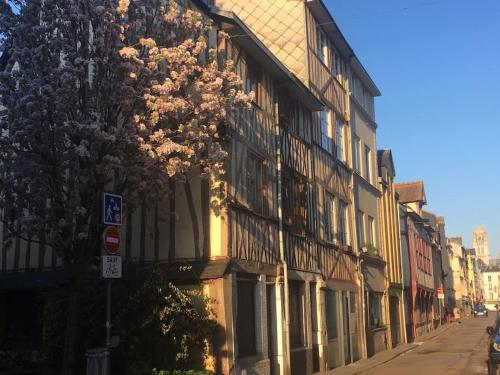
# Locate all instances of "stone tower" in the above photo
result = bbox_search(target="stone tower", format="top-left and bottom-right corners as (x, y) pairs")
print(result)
(473, 227), (490, 266)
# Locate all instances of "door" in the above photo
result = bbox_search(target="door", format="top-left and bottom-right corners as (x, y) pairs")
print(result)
(342, 291), (351, 364)
(389, 296), (400, 347)
(349, 292), (360, 361)
(267, 285), (275, 375)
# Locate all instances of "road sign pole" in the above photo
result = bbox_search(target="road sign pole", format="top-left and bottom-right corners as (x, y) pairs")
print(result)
(101, 192), (122, 375)
(105, 279), (111, 375)
(438, 297), (442, 325)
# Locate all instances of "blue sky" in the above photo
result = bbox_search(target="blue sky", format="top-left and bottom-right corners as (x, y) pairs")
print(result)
(324, 0), (500, 254)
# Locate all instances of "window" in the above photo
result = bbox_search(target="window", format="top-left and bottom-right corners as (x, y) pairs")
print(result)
(350, 292), (357, 314)
(282, 169), (308, 235)
(367, 216), (376, 247)
(335, 119), (345, 162)
(317, 29), (328, 66)
(338, 200), (349, 246)
(289, 281), (304, 348)
(357, 210), (364, 248)
(488, 275), (492, 282)
(247, 154), (268, 215)
(320, 110), (333, 153)
(353, 136), (361, 172)
(491, 293), (494, 300)
(364, 145), (372, 182)
(368, 292), (384, 328)
(236, 281), (256, 357)
(245, 62), (262, 106)
(324, 192), (336, 243)
(332, 49), (342, 81)
(326, 289), (338, 339)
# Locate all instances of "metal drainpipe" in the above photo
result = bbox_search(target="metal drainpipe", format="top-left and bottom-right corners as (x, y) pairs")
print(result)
(358, 257), (367, 359)
(275, 103), (291, 375)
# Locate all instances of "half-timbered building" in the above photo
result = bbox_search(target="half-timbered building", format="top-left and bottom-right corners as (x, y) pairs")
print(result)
(1, 1), (388, 375)
(210, 0), (384, 370)
(0, 2), (324, 375)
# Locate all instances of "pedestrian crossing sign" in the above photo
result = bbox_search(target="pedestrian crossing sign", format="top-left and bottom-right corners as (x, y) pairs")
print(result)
(103, 193), (122, 226)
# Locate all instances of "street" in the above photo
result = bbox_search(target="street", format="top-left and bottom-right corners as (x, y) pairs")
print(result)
(364, 316), (494, 375)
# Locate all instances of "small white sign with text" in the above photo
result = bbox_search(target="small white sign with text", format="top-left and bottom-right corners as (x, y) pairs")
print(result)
(102, 255), (122, 279)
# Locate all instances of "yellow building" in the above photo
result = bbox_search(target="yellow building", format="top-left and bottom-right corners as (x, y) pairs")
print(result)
(465, 248), (478, 306)
(377, 150), (406, 347)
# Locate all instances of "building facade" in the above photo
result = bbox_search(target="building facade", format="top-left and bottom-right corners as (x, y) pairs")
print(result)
(377, 150), (406, 349)
(397, 181), (435, 341)
(423, 211), (446, 326)
(211, 0), (382, 371)
(483, 266), (500, 310)
(350, 64), (385, 358)
(447, 237), (470, 315)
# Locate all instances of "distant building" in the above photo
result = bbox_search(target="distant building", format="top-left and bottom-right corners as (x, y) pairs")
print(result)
(473, 227), (490, 266)
(482, 265), (500, 310)
(447, 237), (471, 314)
(377, 150), (406, 350)
(464, 248), (479, 305)
(422, 211), (447, 326)
(397, 181), (435, 341)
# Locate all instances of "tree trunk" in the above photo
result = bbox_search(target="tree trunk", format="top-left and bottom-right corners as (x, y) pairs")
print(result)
(60, 275), (83, 375)
(184, 181), (200, 258)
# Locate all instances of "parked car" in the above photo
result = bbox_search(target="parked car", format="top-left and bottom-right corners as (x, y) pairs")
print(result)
(486, 317), (500, 375)
(475, 303), (489, 317)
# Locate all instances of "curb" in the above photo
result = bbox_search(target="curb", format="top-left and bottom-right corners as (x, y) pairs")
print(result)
(319, 323), (458, 375)
(344, 344), (419, 375)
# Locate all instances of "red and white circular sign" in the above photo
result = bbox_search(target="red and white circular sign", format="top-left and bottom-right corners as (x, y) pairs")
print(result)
(103, 226), (120, 255)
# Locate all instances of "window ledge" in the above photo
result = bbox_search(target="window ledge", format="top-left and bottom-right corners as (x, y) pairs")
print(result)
(290, 346), (308, 353)
(367, 326), (388, 333)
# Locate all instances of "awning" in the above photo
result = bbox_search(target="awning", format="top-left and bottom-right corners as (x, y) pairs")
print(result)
(363, 262), (385, 293)
(325, 279), (358, 292)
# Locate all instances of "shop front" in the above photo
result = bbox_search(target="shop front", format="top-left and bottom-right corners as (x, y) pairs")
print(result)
(362, 254), (388, 358)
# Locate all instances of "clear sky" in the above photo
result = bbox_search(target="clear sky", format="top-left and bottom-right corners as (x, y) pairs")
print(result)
(325, 0), (500, 255)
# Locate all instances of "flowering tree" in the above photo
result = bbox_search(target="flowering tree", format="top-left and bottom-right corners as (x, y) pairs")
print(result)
(0, 0), (250, 373)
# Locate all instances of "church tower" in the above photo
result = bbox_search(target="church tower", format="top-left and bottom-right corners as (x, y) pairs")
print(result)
(473, 227), (490, 266)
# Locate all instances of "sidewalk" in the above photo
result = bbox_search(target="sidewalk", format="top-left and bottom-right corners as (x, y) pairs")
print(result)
(316, 321), (459, 375)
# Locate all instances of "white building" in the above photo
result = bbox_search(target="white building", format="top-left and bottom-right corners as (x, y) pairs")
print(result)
(482, 266), (500, 310)
(473, 227), (490, 266)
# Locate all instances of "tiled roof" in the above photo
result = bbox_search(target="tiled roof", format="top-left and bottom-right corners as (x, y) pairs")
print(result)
(395, 181), (427, 204)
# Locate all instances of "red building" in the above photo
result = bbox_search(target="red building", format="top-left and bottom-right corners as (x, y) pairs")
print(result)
(397, 181), (435, 340)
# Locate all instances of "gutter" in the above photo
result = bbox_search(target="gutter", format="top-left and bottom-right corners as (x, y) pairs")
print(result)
(275, 101), (291, 375)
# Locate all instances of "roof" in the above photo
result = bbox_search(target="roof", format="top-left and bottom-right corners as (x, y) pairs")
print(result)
(422, 210), (437, 227)
(377, 149), (396, 178)
(465, 248), (476, 256)
(395, 181), (427, 205)
(306, 0), (381, 97)
(448, 237), (463, 246)
(484, 265), (500, 273)
(209, 7), (324, 111)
